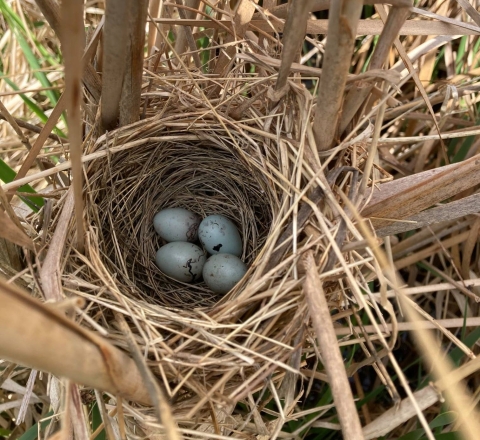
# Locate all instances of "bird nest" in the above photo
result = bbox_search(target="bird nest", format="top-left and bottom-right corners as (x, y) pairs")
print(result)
(58, 71), (338, 434)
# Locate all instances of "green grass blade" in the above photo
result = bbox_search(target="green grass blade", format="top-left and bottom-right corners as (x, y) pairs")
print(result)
(0, 158), (44, 211)
(18, 410), (53, 440)
(91, 402), (106, 440)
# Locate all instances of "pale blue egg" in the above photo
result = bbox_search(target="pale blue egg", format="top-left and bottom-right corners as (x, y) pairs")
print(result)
(198, 215), (242, 257)
(153, 208), (201, 242)
(202, 254), (247, 294)
(155, 242), (206, 283)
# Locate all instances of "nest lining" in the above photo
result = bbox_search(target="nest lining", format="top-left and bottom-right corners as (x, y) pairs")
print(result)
(85, 131), (277, 308)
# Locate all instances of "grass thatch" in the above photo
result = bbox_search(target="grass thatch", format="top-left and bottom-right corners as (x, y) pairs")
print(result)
(0, 1), (480, 439)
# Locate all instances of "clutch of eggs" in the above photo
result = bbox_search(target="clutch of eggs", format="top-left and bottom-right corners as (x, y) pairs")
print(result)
(154, 208), (247, 291)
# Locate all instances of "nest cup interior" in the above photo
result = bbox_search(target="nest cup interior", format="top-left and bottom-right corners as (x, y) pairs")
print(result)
(89, 139), (274, 308)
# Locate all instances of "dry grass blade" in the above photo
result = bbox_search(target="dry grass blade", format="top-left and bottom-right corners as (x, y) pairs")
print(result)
(304, 251), (364, 439)
(0, 114), (62, 141)
(376, 4), (449, 164)
(454, 0), (480, 27)
(3, 0), (480, 438)
(101, 0), (129, 130)
(148, 0), (161, 57)
(352, 199), (480, 440)
(61, 0), (85, 252)
(0, 210), (34, 251)
(174, 0), (202, 69)
(312, 0), (363, 151)
(39, 188), (74, 302)
(397, 293), (480, 440)
(259, 0), (329, 18)
(212, 0), (257, 81)
(69, 383), (90, 440)
(0, 276), (152, 405)
(246, 17), (480, 36)
(363, 154), (480, 229)
(0, 99), (33, 151)
(335, 317), (480, 335)
(9, 18), (102, 196)
(257, 0), (411, 19)
(376, 193), (480, 236)
(362, 385), (439, 439)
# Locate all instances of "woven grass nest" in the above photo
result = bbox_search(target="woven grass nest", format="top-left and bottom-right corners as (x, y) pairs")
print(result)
(61, 71), (332, 434)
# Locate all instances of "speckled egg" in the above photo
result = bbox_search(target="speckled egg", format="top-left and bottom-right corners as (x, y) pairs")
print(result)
(198, 214), (242, 257)
(153, 207), (201, 243)
(202, 253), (248, 294)
(155, 242), (206, 283)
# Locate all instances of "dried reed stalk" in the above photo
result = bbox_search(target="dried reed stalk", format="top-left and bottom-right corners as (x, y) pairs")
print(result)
(350, 197), (480, 440)
(0, 277), (152, 405)
(339, 2), (410, 135)
(304, 251), (364, 439)
(174, 0), (201, 68)
(61, 0), (85, 252)
(376, 193), (480, 236)
(313, 0), (363, 151)
(119, 0), (148, 126)
(272, 0), (314, 99)
(101, 0), (129, 130)
(362, 154), (480, 228)
(364, 355), (480, 438)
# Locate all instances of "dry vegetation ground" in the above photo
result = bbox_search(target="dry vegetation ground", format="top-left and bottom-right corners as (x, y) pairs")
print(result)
(0, 0), (480, 439)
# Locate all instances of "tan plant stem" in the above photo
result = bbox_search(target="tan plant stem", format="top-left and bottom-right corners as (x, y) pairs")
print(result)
(312, 0), (363, 151)
(363, 355), (480, 438)
(375, 193), (480, 236)
(359, 83), (387, 197)
(174, 0), (201, 68)
(101, 0), (129, 130)
(362, 154), (480, 229)
(0, 277), (152, 405)
(271, 0), (315, 100)
(61, 0), (85, 252)
(303, 251), (365, 439)
(119, 0), (148, 126)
